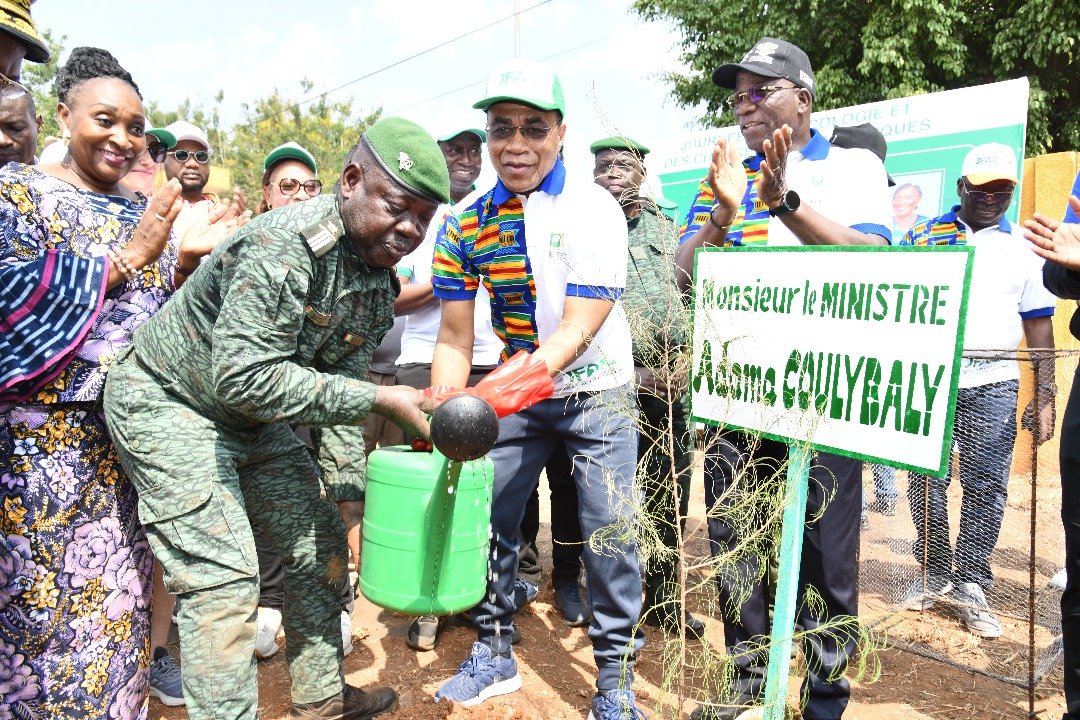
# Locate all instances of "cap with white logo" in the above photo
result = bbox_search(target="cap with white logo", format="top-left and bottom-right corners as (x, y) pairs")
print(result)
(473, 59), (565, 115)
(712, 37), (815, 97)
(960, 142), (1019, 186)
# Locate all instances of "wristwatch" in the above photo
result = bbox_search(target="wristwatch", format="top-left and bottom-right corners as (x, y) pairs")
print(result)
(768, 189), (801, 217)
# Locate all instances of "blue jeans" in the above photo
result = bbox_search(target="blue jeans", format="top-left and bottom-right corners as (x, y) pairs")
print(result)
(868, 464), (897, 506)
(470, 387), (644, 691)
(906, 380), (1019, 587)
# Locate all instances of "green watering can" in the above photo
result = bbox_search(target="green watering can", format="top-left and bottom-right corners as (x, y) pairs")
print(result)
(359, 446), (494, 615)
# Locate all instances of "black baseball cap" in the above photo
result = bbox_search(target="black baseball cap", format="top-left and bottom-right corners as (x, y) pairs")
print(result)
(830, 123), (896, 186)
(712, 37), (816, 97)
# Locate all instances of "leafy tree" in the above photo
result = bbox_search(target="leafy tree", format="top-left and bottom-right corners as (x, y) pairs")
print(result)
(20, 28), (64, 147)
(633, 0), (1080, 154)
(225, 80), (381, 202)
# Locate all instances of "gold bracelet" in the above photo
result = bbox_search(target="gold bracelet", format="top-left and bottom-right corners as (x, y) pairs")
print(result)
(106, 247), (136, 281)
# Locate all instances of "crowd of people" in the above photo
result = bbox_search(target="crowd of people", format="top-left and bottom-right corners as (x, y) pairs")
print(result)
(3, 2), (1080, 720)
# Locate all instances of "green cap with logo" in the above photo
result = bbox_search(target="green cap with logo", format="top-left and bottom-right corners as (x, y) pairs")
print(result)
(473, 59), (565, 115)
(589, 136), (650, 157)
(361, 117), (450, 205)
(437, 128), (487, 143)
(264, 141), (318, 174)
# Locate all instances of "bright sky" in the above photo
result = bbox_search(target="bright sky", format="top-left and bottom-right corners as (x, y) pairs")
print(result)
(33, 0), (706, 183)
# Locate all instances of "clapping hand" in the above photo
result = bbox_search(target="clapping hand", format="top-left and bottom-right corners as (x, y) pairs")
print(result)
(176, 201), (252, 274)
(757, 124), (793, 209)
(706, 137), (747, 229)
(1025, 196), (1080, 270)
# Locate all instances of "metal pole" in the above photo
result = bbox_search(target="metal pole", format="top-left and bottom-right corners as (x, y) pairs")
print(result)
(1028, 356), (1041, 719)
(514, 0), (521, 58)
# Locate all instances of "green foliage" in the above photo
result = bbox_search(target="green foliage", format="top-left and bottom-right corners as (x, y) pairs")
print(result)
(26, 31), (380, 197)
(20, 28), (64, 145)
(225, 82), (381, 203)
(633, 0), (1080, 155)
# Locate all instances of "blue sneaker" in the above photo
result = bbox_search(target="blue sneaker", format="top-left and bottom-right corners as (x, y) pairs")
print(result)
(588, 689), (647, 719)
(553, 582), (592, 627)
(148, 647), (185, 706)
(513, 578), (538, 609)
(434, 642), (521, 706)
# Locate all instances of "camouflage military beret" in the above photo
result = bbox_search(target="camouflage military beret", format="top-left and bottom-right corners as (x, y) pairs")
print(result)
(361, 117), (450, 205)
(589, 136), (651, 157)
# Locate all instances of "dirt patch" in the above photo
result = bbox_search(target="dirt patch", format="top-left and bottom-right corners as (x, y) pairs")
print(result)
(151, 465), (1067, 720)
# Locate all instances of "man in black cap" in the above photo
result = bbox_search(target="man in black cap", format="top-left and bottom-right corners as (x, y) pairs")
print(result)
(674, 37), (892, 720)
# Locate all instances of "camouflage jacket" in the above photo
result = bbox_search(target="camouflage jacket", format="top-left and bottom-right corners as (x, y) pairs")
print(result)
(128, 194), (398, 501)
(622, 205), (688, 371)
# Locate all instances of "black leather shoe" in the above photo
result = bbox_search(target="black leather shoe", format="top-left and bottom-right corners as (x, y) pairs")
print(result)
(290, 684), (399, 719)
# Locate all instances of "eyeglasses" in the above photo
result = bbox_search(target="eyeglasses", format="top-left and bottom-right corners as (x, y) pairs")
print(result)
(0, 72), (27, 101)
(961, 183), (1014, 204)
(147, 142), (168, 163)
(726, 84), (795, 109)
(167, 149), (211, 164)
(276, 178), (322, 196)
(486, 124), (553, 142)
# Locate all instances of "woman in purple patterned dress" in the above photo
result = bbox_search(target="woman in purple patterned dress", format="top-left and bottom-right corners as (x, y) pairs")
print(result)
(0, 48), (234, 719)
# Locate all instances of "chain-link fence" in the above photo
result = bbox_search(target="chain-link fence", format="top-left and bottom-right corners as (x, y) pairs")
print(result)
(858, 348), (1077, 712)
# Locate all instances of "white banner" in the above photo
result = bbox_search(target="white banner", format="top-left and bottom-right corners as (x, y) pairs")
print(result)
(690, 246), (973, 475)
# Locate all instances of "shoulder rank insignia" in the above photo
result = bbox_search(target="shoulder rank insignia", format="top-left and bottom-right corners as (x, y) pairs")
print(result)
(301, 219), (342, 258)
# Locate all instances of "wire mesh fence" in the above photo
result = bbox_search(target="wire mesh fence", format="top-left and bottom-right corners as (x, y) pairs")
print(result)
(858, 348), (1076, 706)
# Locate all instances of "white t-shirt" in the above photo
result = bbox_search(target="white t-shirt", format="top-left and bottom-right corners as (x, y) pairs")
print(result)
(397, 200), (503, 366)
(766, 135), (893, 246)
(956, 219), (1056, 387)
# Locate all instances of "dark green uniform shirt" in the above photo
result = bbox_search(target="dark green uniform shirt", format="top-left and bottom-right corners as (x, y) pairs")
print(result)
(129, 194), (398, 500)
(621, 205), (687, 372)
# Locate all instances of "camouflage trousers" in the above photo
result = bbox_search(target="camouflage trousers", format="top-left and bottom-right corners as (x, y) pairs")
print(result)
(104, 354), (348, 720)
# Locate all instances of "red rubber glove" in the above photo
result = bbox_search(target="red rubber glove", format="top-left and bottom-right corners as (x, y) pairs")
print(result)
(471, 351), (554, 418)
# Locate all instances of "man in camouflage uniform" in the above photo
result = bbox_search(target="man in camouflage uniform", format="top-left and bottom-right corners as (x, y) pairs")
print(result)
(103, 117), (448, 720)
(589, 137), (706, 639)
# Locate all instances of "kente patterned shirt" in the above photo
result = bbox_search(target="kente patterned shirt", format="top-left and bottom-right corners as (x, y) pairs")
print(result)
(126, 194), (397, 500)
(432, 158), (634, 396)
(678, 129), (892, 247)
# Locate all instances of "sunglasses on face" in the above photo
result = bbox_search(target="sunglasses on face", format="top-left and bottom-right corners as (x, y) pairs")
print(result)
(961, 183), (1014, 204)
(275, 178), (322, 196)
(726, 84), (795, 109)
(486, 124), (553, 142)
(167, 149), (211, 164)
(0, 72), (27, 101)
(147, 142), (168, 163)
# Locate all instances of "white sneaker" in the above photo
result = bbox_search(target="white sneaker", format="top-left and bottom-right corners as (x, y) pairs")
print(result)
(1051, 568), (1068, 590)
(341, 610), (354, 657)
(255, 606), (282, 659)
(953, 582), (1002, 639)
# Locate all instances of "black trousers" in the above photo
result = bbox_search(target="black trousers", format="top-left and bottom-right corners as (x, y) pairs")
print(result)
(704, 430), (862, 720)
(1061, 367), (1080, 719)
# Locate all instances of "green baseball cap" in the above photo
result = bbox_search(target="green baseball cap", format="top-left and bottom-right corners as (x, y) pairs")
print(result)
(264, 141), (317, 174)
(146, 125), (176, 149)
(361, 117), (450, 205)
(590, 136), (650, 157)
(473, 59), (565, 115)
(437, 128), (487, 143)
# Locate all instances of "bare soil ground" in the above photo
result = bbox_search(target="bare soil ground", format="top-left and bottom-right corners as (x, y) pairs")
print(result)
(152, 462), (1068, 720)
